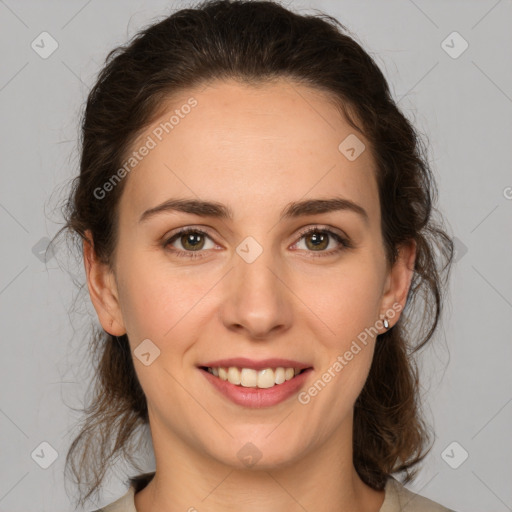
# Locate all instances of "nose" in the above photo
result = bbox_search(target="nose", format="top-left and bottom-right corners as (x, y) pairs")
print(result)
(220, 251), (293, 340)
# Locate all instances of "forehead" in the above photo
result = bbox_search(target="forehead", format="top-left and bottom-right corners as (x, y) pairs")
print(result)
(120, 78), (379, 225)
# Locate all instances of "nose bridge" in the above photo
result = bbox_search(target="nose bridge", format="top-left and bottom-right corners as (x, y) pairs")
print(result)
(236, 244), (279, 294)
(223, 238), (291, 337)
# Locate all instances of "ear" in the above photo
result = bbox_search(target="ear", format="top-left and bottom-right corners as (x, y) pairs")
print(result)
(378, 239), (416, 330)
(83, 229), (126, 336)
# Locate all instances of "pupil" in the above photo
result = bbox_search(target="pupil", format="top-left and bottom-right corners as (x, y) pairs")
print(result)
(309, 232), (327, 249)
(184, 233), (203, 249)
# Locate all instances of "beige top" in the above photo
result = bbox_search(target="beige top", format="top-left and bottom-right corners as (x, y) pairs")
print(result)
(94, 475), (456, 511)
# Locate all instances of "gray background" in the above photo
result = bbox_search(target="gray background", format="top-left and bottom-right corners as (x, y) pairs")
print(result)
(0, 0), (511, 511)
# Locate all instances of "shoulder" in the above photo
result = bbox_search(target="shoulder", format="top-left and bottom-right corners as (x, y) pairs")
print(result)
(89, 486), (136, 512)
(91, 473), (459, 512)
(90, 472), (155, 512)
(381, 476), (458, 512)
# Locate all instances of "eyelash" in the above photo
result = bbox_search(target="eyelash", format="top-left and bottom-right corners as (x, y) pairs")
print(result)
(163, 225), (353, 260)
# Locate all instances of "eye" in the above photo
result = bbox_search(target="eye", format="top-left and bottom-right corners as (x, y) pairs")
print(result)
(163, 225), (353, 260)
(163, 228), (216, 259)
(291, 226), (352, 257)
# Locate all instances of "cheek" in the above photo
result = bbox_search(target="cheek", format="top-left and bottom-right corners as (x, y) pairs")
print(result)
(116, 250), (218, 354)
(115, 253), (185, 341)
(304, 259), (384, 342)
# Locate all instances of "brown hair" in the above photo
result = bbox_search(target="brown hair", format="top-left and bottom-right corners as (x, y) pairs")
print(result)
(54, 0), (454, 508)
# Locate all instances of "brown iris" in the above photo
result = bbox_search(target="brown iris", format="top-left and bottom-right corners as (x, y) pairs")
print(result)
(180, 232), (205, 251)
(304, 230), (329, 251)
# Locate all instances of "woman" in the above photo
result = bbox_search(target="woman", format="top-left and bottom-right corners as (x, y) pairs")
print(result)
(58, 0), (456, 510)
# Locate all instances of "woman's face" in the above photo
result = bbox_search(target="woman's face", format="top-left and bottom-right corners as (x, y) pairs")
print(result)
(86, 78), (414, 471)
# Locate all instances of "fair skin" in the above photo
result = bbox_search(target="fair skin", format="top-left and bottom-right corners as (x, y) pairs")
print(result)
(84, 78), (416, 512)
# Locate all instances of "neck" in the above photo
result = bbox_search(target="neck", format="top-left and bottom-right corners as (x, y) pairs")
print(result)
(134, 417), (385, 512)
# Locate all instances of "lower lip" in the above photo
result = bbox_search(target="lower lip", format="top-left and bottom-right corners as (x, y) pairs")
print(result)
(199, 368), (313, 408)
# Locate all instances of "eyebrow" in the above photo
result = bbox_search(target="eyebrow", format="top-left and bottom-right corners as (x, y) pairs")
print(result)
(139, 196), (369, 225)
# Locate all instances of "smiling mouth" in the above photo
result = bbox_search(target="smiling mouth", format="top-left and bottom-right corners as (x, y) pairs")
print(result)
(199, 366), (311, 389)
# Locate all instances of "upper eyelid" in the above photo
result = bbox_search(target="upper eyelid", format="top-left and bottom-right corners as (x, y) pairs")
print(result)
(165, 224), (348, 247)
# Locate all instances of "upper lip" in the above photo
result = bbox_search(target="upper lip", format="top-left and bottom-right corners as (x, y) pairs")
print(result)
(199, 358), (313, 371)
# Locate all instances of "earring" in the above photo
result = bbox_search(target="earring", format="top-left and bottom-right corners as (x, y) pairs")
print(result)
(383, 317), (390, 330)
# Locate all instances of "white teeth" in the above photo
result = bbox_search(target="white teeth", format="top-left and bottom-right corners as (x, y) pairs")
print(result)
(274, 367), (285, 385)
(240, 368), (257, 387)
(206, 366), (306, 388)
(257, 369), (275, 389)
(227, 366), (241, 385)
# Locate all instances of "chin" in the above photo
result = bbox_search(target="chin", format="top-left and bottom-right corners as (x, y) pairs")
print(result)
(202, 434), (307, 471)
